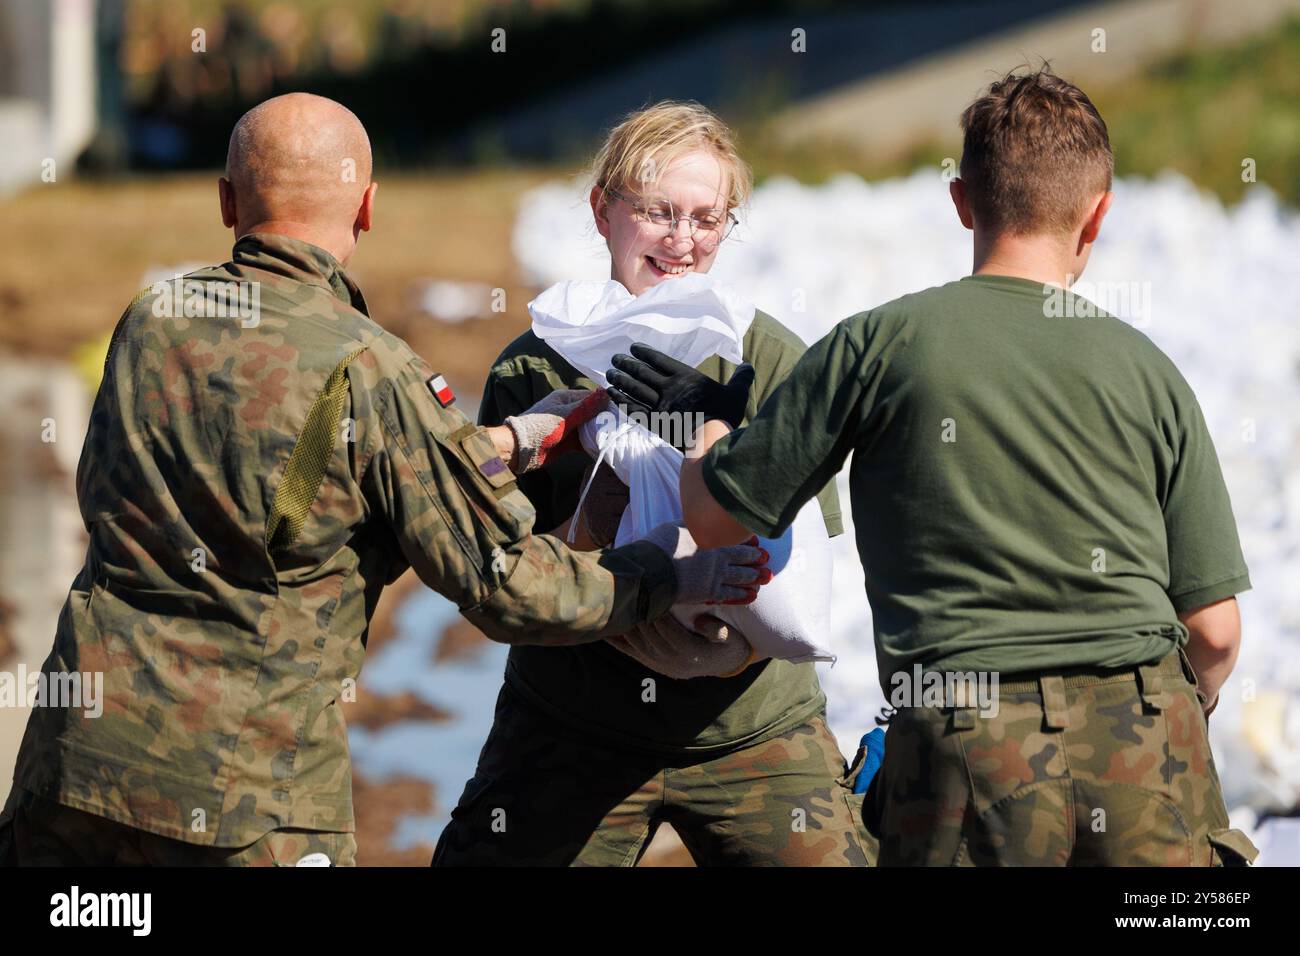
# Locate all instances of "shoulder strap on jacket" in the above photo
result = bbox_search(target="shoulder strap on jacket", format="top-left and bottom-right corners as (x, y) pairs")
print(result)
(266, 346), (368, 552)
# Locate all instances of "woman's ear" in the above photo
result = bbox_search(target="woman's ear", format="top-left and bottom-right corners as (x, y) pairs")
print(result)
(590, 185), (611, 240)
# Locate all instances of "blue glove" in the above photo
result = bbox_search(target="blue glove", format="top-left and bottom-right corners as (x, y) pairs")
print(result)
(852, 729), (886, 794)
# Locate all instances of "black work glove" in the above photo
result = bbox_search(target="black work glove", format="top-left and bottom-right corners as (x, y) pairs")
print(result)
(606, 344), (755, 446)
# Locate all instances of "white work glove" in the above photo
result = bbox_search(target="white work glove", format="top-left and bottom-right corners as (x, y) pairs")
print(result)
(504, 388), (607, 474)
(608, 614), (759, 680)
(641, 522), (770, 607)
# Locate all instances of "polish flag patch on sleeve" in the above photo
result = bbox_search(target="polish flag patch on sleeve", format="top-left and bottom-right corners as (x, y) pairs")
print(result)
(426, 373), (455, 407)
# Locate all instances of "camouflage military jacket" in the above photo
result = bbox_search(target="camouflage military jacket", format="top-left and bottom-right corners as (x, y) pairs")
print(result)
(13, 233), (675, 847)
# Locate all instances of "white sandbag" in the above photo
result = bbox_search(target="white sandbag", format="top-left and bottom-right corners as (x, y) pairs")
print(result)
(527, 273), (752, 387)
(529, 275), (835, 664)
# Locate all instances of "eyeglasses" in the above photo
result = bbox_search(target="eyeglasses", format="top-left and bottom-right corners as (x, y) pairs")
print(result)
(604, 185), (738, 250)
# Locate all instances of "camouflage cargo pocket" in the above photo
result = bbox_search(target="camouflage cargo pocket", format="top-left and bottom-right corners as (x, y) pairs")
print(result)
(1175, 647), (1213, 712)
(837, 746), (878, 866)
(452, 425), (518, 498)
(1207, 827), (1258, 866)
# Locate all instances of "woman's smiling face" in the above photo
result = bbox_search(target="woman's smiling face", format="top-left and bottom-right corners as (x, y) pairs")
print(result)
(591, 149), (731, 297)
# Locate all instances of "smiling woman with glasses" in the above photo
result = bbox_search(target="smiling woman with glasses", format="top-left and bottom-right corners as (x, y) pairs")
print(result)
(601, 184), (739, 252)
(432, 101), (866, 868)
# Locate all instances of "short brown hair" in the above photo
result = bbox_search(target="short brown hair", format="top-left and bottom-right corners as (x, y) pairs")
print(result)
(590, 100), (752, 211)
(959, 67), (1112, 235)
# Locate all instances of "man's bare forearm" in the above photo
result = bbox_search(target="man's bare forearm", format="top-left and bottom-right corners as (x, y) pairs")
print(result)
(1178, 597), (1242, 711)
(681, 420), (751, 548)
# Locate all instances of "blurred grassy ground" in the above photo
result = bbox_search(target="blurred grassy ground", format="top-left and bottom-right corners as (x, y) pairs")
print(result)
(0, 169), (554, 397)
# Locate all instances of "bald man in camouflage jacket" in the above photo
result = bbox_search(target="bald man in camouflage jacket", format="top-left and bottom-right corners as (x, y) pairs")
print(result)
(0, 94), (764, 867)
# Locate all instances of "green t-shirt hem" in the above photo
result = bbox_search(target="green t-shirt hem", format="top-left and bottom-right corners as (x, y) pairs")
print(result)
(915, 631), (1181, 682)
(1169, 572), (1251, 614)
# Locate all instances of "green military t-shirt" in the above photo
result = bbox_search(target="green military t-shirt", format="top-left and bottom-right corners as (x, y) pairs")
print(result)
(703, 274), (1251, 689)
(480, 310), (844, 755)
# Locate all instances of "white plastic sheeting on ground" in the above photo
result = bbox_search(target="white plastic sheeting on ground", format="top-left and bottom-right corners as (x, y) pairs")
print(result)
(511, 170), (1300, 856)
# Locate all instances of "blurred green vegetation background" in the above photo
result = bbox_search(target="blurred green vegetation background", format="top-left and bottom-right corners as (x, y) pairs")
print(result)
(744, 15), (1300, 207)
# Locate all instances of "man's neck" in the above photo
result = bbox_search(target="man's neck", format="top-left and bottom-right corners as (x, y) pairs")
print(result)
(236, 221), (352, 266)
(972, 231), (1076, 288)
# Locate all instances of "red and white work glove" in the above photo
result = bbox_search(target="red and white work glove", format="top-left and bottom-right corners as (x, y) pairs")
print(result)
(641, 523), (771, 607)
(504, 388), (607, 474)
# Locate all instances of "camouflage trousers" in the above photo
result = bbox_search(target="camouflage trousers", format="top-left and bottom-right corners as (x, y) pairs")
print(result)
(432, 685), (873, 866)
(864, 648), (1258, 866)
(0, 786), (356, 866)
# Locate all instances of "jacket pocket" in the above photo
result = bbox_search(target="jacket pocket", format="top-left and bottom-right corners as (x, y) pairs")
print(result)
(1208, 827), (1259, 866)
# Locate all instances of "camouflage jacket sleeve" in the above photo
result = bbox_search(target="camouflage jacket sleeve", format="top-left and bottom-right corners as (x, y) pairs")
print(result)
(348, 340), (676, 644)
